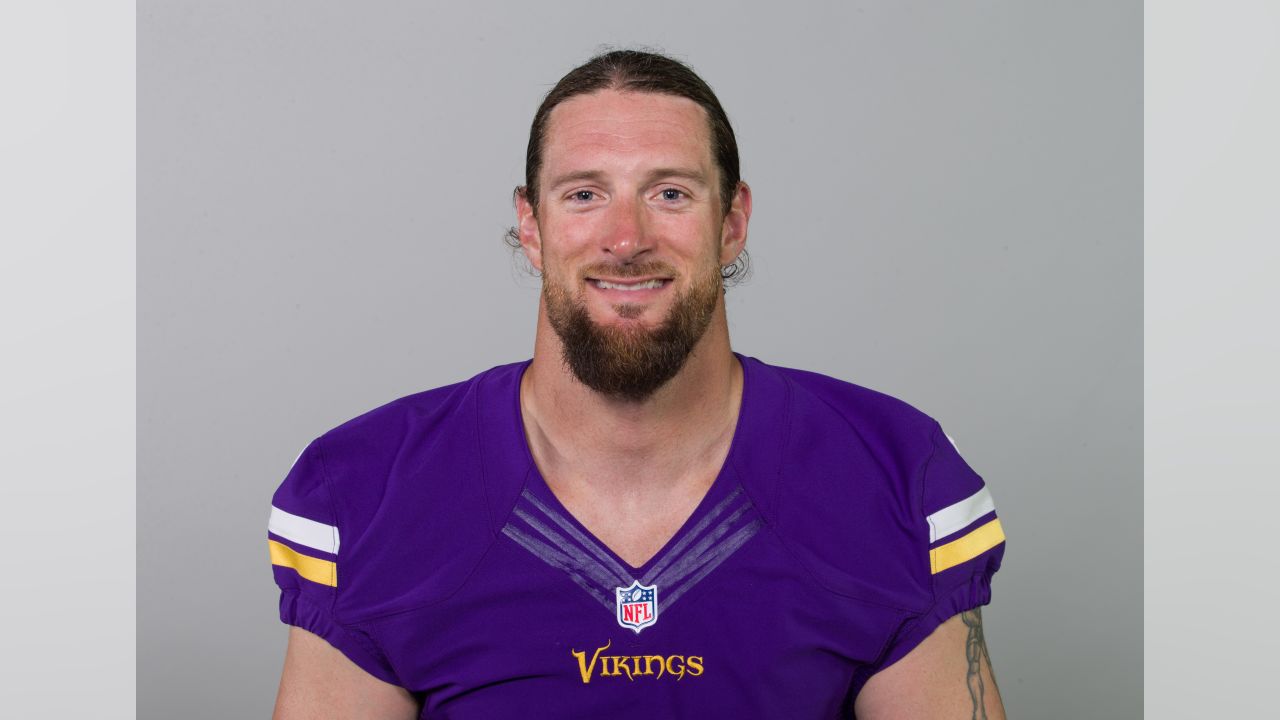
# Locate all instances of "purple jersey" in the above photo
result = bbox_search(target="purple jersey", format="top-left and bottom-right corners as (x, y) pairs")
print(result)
(267, 355), (1005, 718)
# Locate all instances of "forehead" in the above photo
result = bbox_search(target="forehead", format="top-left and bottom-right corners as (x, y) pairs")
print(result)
(540, 89), (714, 178)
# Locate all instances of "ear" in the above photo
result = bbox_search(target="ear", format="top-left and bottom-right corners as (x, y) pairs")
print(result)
(719, 181), (752, 266)
(514, 186), (544, 272)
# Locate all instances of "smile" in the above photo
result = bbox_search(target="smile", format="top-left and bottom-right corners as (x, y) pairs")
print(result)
(589, 278), (670, 291)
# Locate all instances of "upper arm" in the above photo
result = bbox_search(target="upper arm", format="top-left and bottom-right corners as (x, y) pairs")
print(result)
(268, 438), (413, 716)
(854, 609), (1005, 720)
(854, 422), (1008, 717)
(274, 626), (419, 720)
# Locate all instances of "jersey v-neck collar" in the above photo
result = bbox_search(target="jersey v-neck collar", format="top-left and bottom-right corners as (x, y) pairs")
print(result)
(515, 355), (751, 577)
(475, 353), (792, 616)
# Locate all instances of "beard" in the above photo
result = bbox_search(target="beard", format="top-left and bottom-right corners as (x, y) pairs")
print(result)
(543, 258), (723, 403)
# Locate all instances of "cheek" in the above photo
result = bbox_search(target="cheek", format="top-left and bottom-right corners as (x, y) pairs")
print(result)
(537, 234), (588, 288)
(650, 212), (717, 250)
(540, 216), (598, 258)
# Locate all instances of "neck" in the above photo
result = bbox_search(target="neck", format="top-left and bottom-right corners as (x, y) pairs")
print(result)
(520, 297), (742, 497)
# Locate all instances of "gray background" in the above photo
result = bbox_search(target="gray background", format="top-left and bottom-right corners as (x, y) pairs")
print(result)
(139, 1), (1140, 718)
(1, 2), (135, 718)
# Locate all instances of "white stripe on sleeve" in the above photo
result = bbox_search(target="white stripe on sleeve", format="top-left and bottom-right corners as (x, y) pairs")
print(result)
(268, 505), (341, 554)
(926, 486), (996, 543)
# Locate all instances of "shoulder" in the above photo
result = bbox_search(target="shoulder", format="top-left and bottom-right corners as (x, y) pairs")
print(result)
(311, 370), (482, 500)
(741, 359), (941, 510)
(776, 363), (940, 470)
(315, 365), (492, 465)
(738, 359), (1003, 613)
(269, 361), (530, 623)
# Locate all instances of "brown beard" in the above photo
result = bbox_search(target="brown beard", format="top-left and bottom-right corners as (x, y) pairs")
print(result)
(543, 260), (722, 403)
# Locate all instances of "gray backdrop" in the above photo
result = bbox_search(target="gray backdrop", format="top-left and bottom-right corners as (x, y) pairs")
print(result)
(139, 1), (1141, 717)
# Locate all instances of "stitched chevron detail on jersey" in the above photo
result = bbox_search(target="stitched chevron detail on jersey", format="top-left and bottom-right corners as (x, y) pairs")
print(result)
(519, 489), (634, 585)
(502, 523), (616, 609)
(645, 491), (763, 607)
(511, 506), (630, 592)
(656, 515), (763, 607)
(502, 484), (762, 624)
(640, 486), (744, 584)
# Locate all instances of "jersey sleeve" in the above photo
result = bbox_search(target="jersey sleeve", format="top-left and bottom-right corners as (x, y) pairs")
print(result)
(874, 421), (1006, 671)
(267, 438), (399, 685)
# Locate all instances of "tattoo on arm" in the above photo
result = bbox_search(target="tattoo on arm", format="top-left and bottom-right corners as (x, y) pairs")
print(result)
(960, 608), (999, 720)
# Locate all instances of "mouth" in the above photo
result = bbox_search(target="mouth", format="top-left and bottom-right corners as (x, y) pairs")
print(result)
(588, 277), (671, 291)
(584, 276), (674, 306)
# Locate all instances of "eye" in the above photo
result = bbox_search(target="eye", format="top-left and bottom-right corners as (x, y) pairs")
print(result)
(569, 190), (596, 203)
(659, 188), (686, 201)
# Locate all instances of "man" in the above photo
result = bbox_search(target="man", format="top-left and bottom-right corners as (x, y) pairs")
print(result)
(268, 50), (1006, 719)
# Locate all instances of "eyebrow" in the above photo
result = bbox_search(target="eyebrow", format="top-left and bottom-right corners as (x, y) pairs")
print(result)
(645, 167), (710, 187)
(546, 167), (711, 192)
(547, 170), (608, 191)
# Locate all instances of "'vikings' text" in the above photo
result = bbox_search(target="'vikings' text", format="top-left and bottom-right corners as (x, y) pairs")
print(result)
(571, 640), (704, 683)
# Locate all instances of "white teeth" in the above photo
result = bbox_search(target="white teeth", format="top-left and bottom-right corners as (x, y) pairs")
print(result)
(593, 279), (665, 291)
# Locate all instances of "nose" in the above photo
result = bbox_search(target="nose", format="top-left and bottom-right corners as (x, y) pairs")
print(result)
(601, 196), (652, 262)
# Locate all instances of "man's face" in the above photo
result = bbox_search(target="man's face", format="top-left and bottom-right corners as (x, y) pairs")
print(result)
(518, 89), (743, 401)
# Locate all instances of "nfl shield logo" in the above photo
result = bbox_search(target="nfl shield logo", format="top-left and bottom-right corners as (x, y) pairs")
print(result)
(615, 581), (659, 633)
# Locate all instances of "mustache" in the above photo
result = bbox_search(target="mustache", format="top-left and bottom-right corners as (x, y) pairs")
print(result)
(578, 261), (679, 279)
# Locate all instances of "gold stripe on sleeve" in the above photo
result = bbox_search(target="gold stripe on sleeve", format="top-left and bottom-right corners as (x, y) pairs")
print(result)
(269, 539), (338, 587)
(929, 519), (1005, 574)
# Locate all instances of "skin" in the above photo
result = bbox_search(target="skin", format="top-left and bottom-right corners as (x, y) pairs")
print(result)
(515, 89), (751, 568)
(273, 626), (417, 720)
(855, 610), (1007, 720)
(273, 88), (1006, 719)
